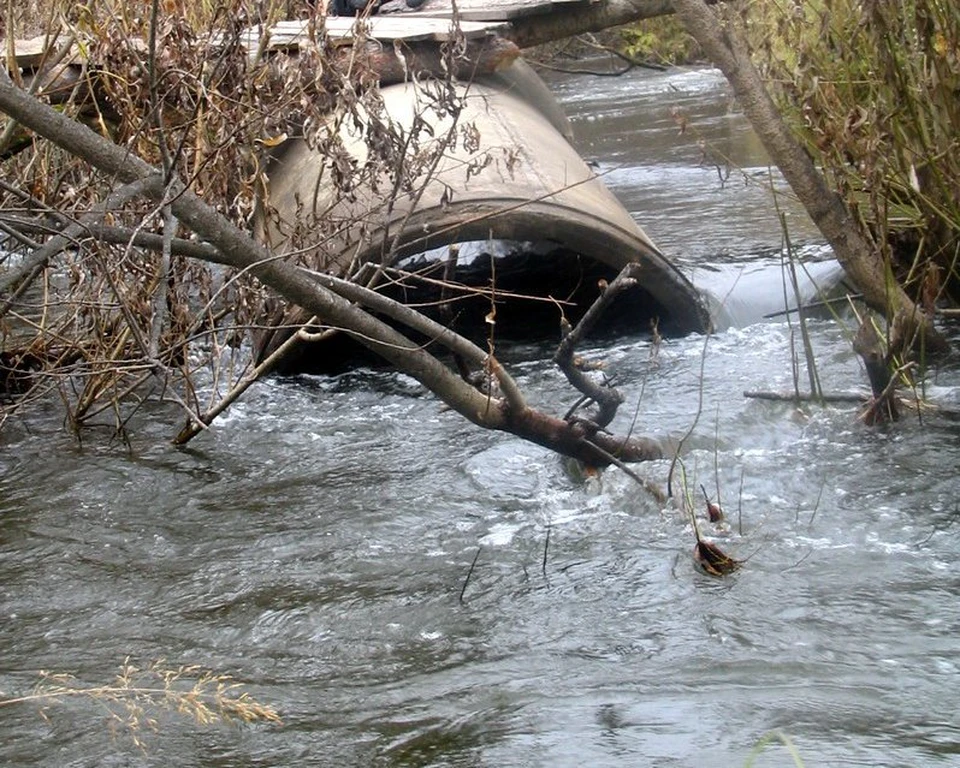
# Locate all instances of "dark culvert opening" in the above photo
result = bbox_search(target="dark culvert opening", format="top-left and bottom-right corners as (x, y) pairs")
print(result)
(272, 240), (675, 375)
(388, 241), (667, 339)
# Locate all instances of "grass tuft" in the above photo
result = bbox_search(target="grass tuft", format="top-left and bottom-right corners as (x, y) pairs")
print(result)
(0, 658), (281, 752)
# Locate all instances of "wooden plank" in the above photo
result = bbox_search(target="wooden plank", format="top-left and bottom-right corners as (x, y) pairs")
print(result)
(326, 16), (507, 41)
(6, 35), (58, 70)
(240, 17), (508, 53)
(414, 0), (594, 22)
(5, 17), (507, 72)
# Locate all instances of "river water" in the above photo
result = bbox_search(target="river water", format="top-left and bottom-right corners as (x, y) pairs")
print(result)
(2, 67), (959, 767)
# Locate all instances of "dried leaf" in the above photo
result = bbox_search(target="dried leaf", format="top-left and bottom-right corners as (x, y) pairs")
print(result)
(693, 539), (740, 577)
(256, 132), (288, 148)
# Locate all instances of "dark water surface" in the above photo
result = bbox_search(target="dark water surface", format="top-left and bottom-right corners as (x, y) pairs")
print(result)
(2, 67), (960, 767)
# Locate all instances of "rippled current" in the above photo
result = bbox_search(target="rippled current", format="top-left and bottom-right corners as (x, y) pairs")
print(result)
(1, 67), (959, 767)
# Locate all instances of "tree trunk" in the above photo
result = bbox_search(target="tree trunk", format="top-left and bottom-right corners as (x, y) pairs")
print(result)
(343, 36), (521, 84)
(671, 0), (947, 354)
(505, 0), (721, 49)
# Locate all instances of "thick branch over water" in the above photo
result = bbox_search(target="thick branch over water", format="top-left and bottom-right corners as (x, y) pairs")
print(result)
(505, 0), (723, 49)
(0, 69), (661, 464)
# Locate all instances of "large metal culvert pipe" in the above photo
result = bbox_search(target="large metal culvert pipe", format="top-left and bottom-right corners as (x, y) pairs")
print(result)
(257, 60), (709, 366)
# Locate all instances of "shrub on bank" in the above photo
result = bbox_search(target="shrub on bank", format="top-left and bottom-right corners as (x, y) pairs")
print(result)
(619, 15), (702, 66)
(748, 0), (960, 311)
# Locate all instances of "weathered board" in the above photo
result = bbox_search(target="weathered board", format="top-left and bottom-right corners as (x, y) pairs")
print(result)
(237, 16), (510, 52)
(7, 16), (510, 71)
(415, 0), (593, 22)
(6, 35), (60, 69)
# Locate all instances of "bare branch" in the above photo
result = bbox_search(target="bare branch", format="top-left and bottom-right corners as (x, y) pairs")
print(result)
(0, 179), (153, 308)
(553, 264), (643, 430)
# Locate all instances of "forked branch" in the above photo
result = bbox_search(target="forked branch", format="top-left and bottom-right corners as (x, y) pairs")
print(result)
(554, 264), (644, 431)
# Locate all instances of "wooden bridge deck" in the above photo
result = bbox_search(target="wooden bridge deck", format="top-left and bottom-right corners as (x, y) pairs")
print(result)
(8, 0), (676, 68)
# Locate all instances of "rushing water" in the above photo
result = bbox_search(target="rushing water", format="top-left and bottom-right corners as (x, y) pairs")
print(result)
(2, 67), (960, 767)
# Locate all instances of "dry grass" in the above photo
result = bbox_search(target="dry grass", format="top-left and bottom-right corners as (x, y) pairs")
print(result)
(0, 659), (280, 752)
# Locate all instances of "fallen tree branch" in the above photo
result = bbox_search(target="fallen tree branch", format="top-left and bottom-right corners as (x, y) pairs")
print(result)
(0, 68), (663, 467)
(505, 0), (725, 50)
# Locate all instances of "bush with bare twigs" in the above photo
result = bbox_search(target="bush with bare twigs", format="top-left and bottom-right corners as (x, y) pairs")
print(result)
(0, 0), (461, 438)
(749, 0), (960, 315)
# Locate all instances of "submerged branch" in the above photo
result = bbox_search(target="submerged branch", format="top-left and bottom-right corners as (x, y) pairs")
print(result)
(744, 390), (868, 404)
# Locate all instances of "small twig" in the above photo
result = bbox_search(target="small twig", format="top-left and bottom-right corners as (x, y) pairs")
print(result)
(149, 205), (175, 359)
(487, 354), (527, 413)
(801, 483), (820, 530)
(554, 264), (641, 429)
(763, 291), (862, 319)
(782, 549), (813, 571)
(737, 466), (744, 536)
(562, 391), (593, 422)
(581, 437), (667, 505)
(438, 243), (459, 323)
(531, 35), (667, 75)
(667, 328), (711, 498)
(542, 522), (551, 576)
(532, 56), (639, 76)
(621, 373), (647, 444)
(780, 212), (822, 401)
(744, 390), (868, 404)
(712, 402), (721, 510)
(459, 546), (482, 604)
(915, 507), (958, 547)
